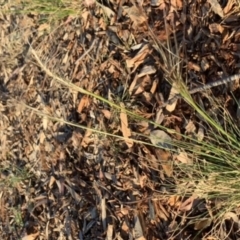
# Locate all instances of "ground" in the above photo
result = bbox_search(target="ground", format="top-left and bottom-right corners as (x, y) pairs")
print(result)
(1, 0), (240, 239)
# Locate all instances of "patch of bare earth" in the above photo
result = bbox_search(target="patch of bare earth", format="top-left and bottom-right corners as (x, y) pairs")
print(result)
(1, 0), (240, 239)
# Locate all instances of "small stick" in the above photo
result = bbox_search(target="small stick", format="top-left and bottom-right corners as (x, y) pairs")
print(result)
(189, 73), (240, 94)
(162, 73), (240, 108)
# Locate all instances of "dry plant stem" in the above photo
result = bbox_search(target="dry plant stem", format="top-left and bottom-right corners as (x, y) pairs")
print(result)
(162, 73), (240, 108)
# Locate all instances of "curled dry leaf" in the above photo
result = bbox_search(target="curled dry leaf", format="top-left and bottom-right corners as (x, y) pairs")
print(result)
(179, 194), (198, 212)
(120, 102), (133, 148)
(126, 44), (151, 71)
(137, 65), (156, 78)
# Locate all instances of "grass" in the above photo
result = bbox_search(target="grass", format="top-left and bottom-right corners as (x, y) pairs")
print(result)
(8, 0), (82, 23)
(23, 24), (240, 232)
(27, 39), (240, 201)
(2, 0), (240, 238)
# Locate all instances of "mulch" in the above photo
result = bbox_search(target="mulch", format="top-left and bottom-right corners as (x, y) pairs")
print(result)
(1, 0), (240, 239)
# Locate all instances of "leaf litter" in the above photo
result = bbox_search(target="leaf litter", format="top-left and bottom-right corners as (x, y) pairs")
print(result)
(1, 0), (240, 239)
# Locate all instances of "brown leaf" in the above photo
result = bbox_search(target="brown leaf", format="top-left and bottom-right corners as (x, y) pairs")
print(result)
(179, 195), (198, 212)
(207, 0), (224, 18)
(126, 44), (151, 72)
(124, 6), (146, 27)
(209, 23), (224, 34)
(81, 122), (93, 147)
(77, 95), (90, 113)
(155, 149), (173, 177)
(150, 130), (173, 150)
(194, 218), (212, 230)
(101, 109), (112, 119)
(170, 0), (183, 10)
(151, 0), (166, 10)
(175, 151), (193, 164)
(187, 61), (201, 72)
(99, 4), (116, 24)
(120, 102), (133, 148)
(22, 232), (39, 240)
(223, 0), (235, 14)
(168, 195), (181, 207)
(84, 0), (96, 7)
(166, 82), (180, 112)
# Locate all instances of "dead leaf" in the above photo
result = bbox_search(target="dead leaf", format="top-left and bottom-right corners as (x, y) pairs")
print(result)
(106, 224), (113, 240)
(137, 65), (156, 78)
(188, 61), (201, 72)
(154, 201), (170, 220)
(121, 220), (129, 234)
(84, 0), (96, 7)
(77, 95), (90, 113)
(168, 220), (178, 232)
(201, 58), (210, 71)
(166, 82), (180, 112)
(223, 212), (238, 222)
(170, 0), (183, 10)
(194, 218), (212, 230)
(22, 232), (39, 240)
(203, 237), (218, 240)
(81, 122), (93, 147)
(150, 130), (173, 150)
(126, 44), (151, 72)
(175, 151), (193, 164)
(120, 102), (133, 148)
(99, 4), (116, 22)
(134, 215), (144, 239)
(155, 148), (173, 177)
(101, 109), (111, 119)
(207, 0), (224, 18)
(209, 23), (224, 34)
(184, 120), (196, 134)
(37, 23), (50, 37)
(179, 195), (198, 212)
(168, 195), (181, 207)
(223, 0), (235, 14)
(124, 6), (146, 27)
(197, 126), (205, 141)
